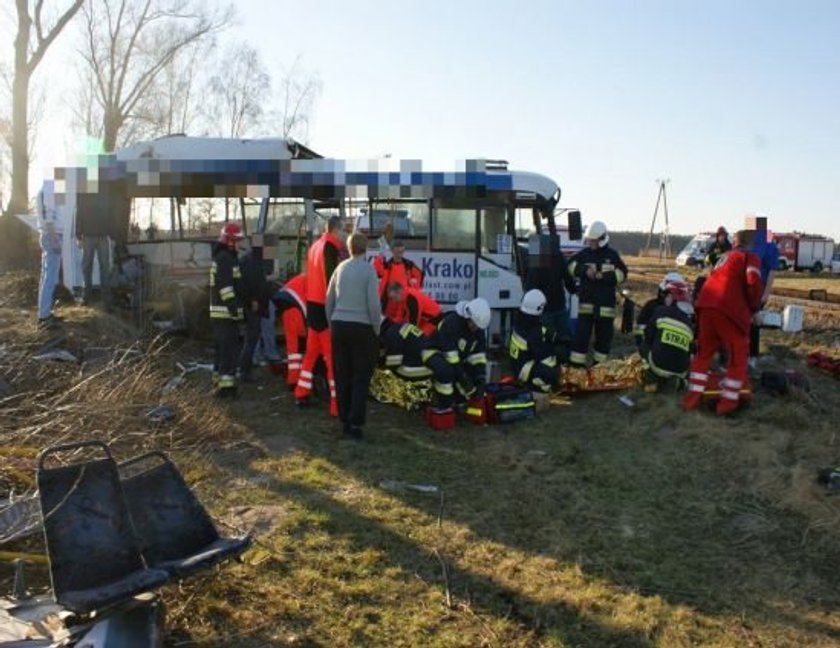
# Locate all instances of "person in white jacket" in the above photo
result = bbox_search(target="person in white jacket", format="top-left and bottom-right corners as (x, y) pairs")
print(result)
(36, 179), (64, 328)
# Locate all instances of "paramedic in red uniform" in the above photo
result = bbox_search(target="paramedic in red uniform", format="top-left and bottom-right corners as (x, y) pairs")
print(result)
(373, 239), (423, 296)
(295, 217), (345, 416)
(682, 230), (764, 416)
(273, 273), (307, 389)
(382, 282), (442, 335)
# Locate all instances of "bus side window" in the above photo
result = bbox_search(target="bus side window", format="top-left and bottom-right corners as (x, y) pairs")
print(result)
(432, 208), (476, 250)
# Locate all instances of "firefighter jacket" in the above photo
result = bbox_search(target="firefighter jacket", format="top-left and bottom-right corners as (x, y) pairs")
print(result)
(508, 313), (558, 382)
(209, 244), (243, 320)
(273, 273), (307, 321)
(374, 256), (424, 294)
(696, 247), (764, 333)
(380, 320), (434, 380)
(428, 312), (487, 392)
(568, 246), (628, 317)
(644, 303), (694, 377)
(239, 248), (269, 317)
(634, 296), (665, 349)
(305, 232), (343, 330)
(382, 287), (442, 335)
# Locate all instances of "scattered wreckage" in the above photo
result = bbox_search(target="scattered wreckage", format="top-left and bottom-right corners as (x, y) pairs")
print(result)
(1, 442), (250, 647)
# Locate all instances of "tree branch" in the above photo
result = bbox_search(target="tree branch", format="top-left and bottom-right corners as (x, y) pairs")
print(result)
(28, 0), (83, 74)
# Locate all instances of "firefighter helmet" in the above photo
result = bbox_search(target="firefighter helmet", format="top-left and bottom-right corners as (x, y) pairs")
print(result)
(664, 280), (694, 315)
(219, 222), (245, 244)
(658, 271), (686, 291)
(463, 298), (491, 329)
(583, 220), (609, 246)
(520, 289), (547, 316)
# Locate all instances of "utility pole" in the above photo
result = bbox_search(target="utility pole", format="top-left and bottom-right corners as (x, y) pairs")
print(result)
(643, 179), (672, 260)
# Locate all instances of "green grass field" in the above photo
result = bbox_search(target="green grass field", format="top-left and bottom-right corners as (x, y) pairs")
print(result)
(2, 271), (840, 647)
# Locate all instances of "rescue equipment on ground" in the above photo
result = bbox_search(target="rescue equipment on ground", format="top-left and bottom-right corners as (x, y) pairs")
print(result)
(369, 368), (431, 410)
(424, 406), (456, 430)
(806, 351), (840, 378)
(558, 356), (644, 393)
(485, 383), (536, 423)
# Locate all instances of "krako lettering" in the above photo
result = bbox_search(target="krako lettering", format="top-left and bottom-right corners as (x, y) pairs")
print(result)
(419, 257), (474, 280)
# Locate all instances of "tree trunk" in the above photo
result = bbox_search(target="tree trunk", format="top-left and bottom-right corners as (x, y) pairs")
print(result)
(103, 108), (120, 152)
(1, 1), (35, 268)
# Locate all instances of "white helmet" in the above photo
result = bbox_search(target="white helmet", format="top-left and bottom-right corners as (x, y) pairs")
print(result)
(583, 220), (609, 246)
(520, 289), (547, 316)
(659, 271), (685, 291)
(462, 297), (491, 329)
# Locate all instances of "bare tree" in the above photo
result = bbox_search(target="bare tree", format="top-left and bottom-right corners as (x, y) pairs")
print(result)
(78, 0), (231, 151)
(274, 55), (321, 143)
(206, 42), (270, 138)
(3, 0), (83, 219)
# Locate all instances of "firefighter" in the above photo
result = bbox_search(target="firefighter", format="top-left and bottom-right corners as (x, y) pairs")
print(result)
(567, 221), (628, 366)
(682, 231), (764, 415)
(210, 222), (245, 398)
(426, 298), (491, 408)
(705, 226), (732, 267)
(380, 319), (435, 382)
(295, 217), (345, 415)
(634, 271), (686, 351)
(273, 273), (307, 389)
(508, 290), (559, 393)
(373, 239), (424, 296)
(383, 282), (442, 335)
(642, 280), (695, 389)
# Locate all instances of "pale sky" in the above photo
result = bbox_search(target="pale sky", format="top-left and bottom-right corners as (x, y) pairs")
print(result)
(11, 0), (840, 239)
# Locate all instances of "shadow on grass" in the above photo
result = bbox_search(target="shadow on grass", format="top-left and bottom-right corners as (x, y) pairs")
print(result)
(235, 384), (840, 646)
(236, 464), (655, 648)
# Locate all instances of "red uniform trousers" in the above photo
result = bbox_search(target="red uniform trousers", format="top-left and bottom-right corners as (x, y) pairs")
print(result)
(685, 309), (749, 413)
(283, 308), (306, 387)
(294, 327), (337, 415)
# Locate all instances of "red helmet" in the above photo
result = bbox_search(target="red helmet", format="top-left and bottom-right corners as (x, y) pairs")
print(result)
(218, 222), (245, 245)
(716, 226), (727, 236)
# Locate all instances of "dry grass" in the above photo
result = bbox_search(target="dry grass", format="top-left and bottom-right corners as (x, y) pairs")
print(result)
(2, 272), (840, 647)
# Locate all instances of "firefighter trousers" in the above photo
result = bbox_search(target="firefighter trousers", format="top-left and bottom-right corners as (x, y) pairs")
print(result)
(570, 307), (615, 366)
(424, 353), (456, 410)
(283, 308), (306, 387)
(294, 326), (336, 411)
(686, 309), (749, 405)
(213, 319), (240, 392)
(519, 360), (557, 393)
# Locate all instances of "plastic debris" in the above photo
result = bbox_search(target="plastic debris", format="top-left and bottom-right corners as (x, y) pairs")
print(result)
(145, 405), (176, 424)
(618, 395), (635, 408)
(378, 480), (439, 494)
(32, 349), (77, 363)
(161, 376), (185, 394)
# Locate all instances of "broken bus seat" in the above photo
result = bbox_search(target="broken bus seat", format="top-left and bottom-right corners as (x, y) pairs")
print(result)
(117, 451), (251, 578)
(37, 442), (170, 615)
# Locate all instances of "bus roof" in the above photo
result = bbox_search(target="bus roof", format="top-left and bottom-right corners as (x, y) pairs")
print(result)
(56, 136), (561, 208)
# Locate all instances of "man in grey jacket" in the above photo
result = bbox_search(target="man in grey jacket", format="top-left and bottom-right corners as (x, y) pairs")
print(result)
(326, 233), (381, 439)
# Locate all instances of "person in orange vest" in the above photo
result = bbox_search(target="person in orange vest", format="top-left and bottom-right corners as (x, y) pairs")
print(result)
(373, 239), (423, 296)
(682, 230), (764, 416)
(273, 273), (307, 389)
(295, 217), (345, 415)
(382, 282), (442, 335)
